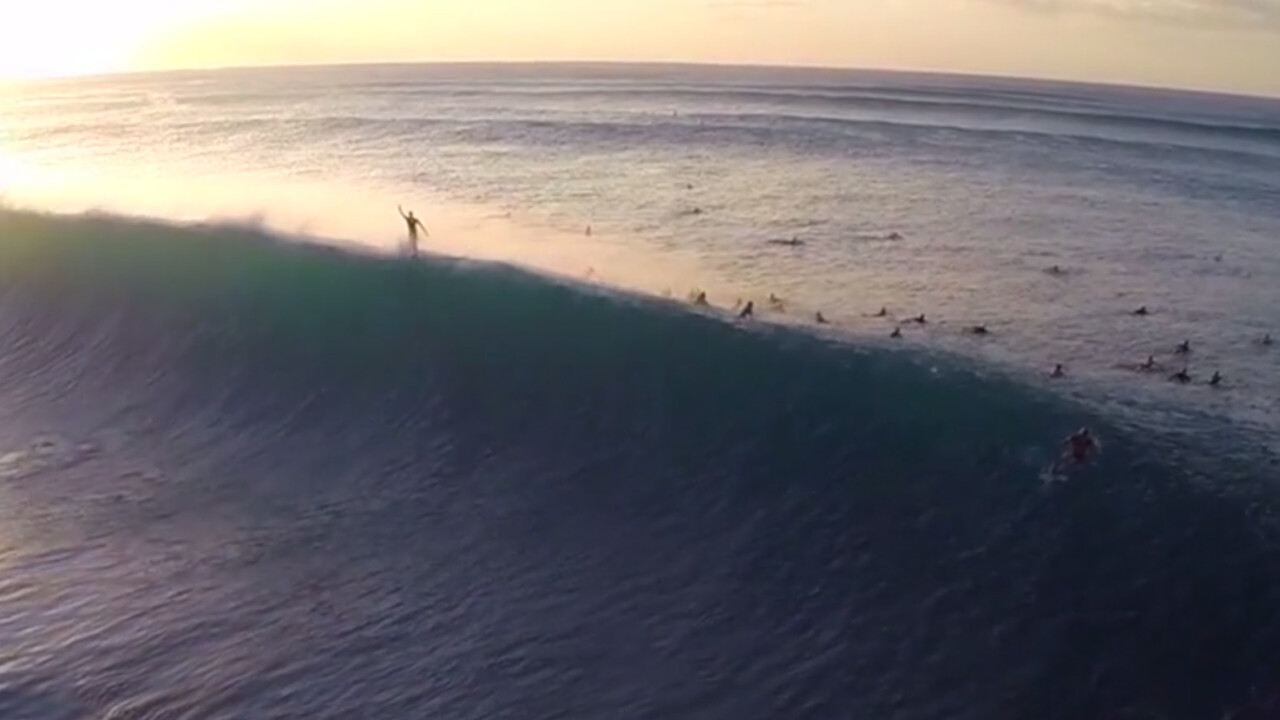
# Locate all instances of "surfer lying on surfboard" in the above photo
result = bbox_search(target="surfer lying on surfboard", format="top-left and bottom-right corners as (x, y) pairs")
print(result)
(1054, 427), (1099, 474)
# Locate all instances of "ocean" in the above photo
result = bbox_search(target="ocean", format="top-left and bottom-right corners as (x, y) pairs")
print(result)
(1, 62), (1279, 718)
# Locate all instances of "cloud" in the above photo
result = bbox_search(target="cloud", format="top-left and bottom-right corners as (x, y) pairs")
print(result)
(992, 0), (1280, 30)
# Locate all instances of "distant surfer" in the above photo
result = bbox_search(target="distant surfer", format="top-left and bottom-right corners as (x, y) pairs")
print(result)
(768, 237), (805, 247)
(910, 313), (927, 324)
(1174, 339), (1191, 355)
(585, 225), (592, 236)
(692, 290), (709, 307)
(815, 311), (829, 325)
(1259, 333), (1274, 347)
(875, 306), (888, 318)
(397, 206), (428, 256)
(1169, 367), (1192, 383)
(890, 326), (902, 339)
(1132, 305), (1149, 316)
(1118, 355), (1158, 372)
(738, 301), (755, 319)
(768, 293), (785, 310)
(887, 231), (903, 240)
(1046, 265), (1064, 276)
(967, 324), (989, 336)
(1050, 363), (1065, 378)
(1209, 370), (1223, 387)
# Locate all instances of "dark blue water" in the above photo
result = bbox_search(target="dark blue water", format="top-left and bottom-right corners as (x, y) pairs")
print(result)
(0, 208), (1278, 719)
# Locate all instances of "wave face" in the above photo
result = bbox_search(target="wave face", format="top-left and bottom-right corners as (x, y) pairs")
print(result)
(0, 210), (1278, 719)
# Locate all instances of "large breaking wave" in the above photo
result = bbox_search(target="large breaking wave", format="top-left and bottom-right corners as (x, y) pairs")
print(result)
(0, 208), (1278, 719)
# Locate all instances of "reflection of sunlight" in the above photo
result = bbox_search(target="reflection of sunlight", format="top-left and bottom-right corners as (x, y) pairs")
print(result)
(0, 152), (66, 209)
(0, 150), (708, 301)
(0, 153), (38, 188)
(0, 152), (83, 210)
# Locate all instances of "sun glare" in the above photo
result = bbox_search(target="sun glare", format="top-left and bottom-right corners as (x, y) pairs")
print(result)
(0, 2), (190, 78)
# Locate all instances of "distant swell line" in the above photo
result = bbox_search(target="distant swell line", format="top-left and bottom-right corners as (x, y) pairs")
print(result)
(347, 84), (1280, 145)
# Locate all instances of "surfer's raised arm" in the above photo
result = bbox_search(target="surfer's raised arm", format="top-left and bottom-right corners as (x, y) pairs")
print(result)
(397, 205), (409, 220)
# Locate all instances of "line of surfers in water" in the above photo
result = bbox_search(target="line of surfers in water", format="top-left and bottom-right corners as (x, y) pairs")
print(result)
(684, 276), (1273, 474)
(401, 208), (1271, 473)
(685, 280), (1273, 392)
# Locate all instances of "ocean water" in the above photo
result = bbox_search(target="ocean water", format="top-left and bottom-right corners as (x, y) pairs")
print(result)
(1, 63), (1279, 718)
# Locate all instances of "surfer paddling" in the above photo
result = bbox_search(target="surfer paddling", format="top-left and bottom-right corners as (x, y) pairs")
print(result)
(398, 206), (428, 257)
(1056, 427), (1099, 473)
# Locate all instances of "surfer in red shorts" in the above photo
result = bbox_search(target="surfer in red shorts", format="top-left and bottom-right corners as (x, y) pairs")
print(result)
(1062, 427), (1098, 467)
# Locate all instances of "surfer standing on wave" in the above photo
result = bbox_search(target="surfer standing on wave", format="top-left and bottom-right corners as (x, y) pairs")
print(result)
(398, 206), (428, 257)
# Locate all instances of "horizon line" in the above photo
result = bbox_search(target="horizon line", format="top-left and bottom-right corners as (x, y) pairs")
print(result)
(9, 58), (1279, 103)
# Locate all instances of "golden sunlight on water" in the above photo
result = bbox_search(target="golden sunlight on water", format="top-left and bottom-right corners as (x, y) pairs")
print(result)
(0, 153), (37, 188)
(0, 150), (712, 307)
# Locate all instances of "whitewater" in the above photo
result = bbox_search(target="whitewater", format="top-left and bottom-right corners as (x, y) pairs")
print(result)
(1, 63), (1279, 719)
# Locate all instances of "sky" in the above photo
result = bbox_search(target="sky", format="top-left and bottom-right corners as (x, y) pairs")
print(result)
(2, 0), (1279, 96)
